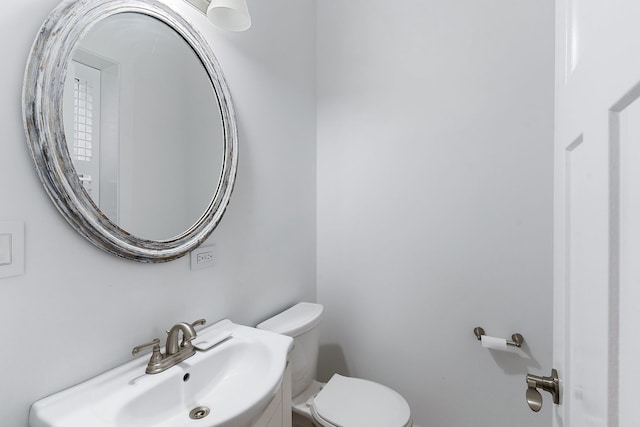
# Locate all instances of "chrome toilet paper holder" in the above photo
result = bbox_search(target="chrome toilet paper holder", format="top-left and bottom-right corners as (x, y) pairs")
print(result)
(473, 326), (524, 348)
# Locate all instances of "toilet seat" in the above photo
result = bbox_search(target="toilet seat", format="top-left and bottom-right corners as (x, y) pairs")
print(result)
(309, 374), (412, 427)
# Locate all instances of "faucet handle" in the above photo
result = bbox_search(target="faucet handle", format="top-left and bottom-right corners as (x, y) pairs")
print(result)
(164, 319), (206, 335)
(183, 320), (206, 347)
(132, 338), (161, 359)
(181, 319), (206, 347)
(191, 319), (206, 329)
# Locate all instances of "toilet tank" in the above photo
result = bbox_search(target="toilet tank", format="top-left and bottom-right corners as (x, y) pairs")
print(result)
(257, 302), (324, 397)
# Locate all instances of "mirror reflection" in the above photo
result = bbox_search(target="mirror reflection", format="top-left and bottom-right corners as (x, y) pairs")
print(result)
(63, 13), (224, 241)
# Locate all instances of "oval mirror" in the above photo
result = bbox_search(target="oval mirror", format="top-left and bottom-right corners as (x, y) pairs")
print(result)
(23, 0), (238, 262)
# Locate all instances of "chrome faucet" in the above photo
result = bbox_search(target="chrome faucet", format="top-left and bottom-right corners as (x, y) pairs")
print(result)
(132, 319), (206, 374)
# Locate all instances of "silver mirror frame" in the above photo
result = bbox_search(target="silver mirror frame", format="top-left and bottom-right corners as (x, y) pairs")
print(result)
(23, 0), (238, 262)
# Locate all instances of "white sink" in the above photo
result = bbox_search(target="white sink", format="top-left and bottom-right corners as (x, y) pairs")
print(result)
(29, 320), (293, 427)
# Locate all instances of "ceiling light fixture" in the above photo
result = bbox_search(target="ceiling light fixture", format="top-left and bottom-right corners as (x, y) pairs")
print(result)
(184, 0), (251, 32)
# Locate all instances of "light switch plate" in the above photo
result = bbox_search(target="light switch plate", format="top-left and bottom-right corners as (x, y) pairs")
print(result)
(0, 234), (11, 265)
(0, 221), (24, 278)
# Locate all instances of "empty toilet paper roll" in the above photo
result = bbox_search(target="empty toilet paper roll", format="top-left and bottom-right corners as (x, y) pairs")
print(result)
(481, 335), (508, 351)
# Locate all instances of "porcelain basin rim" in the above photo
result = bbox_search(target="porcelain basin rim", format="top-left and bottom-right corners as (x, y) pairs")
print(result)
(28, 320), (294, 427)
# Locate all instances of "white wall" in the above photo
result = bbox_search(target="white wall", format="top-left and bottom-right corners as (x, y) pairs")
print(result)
(0, 1), (316, 426)
(316, 1), (554, 426)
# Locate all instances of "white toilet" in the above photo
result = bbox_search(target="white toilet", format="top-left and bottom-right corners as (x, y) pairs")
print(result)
(257, 302), (413, 427)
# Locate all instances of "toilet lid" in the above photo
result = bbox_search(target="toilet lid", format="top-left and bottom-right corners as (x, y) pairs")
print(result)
(310, 374), (411, 427)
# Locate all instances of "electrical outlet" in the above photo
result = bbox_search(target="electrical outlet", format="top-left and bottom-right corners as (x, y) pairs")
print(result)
(191, 245), (215, 270)
(196, 252), (213, 264)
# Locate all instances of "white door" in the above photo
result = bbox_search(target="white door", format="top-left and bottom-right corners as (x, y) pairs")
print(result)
(554, 1), (640, 426)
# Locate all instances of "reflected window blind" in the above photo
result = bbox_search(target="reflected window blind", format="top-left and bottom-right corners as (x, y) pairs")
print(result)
(73, 77), (94, 162)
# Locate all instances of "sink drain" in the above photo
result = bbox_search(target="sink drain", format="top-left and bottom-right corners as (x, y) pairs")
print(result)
(189, 406), (210, 420)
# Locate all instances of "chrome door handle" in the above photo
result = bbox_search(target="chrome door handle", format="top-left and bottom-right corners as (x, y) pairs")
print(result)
(525, 369), (559, 412)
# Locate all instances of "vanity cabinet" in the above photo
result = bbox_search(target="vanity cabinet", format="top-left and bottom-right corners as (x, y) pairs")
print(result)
(251, 363), (292, 427)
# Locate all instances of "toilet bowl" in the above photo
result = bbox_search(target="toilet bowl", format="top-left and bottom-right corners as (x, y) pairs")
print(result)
(257, 302), (413, 427)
